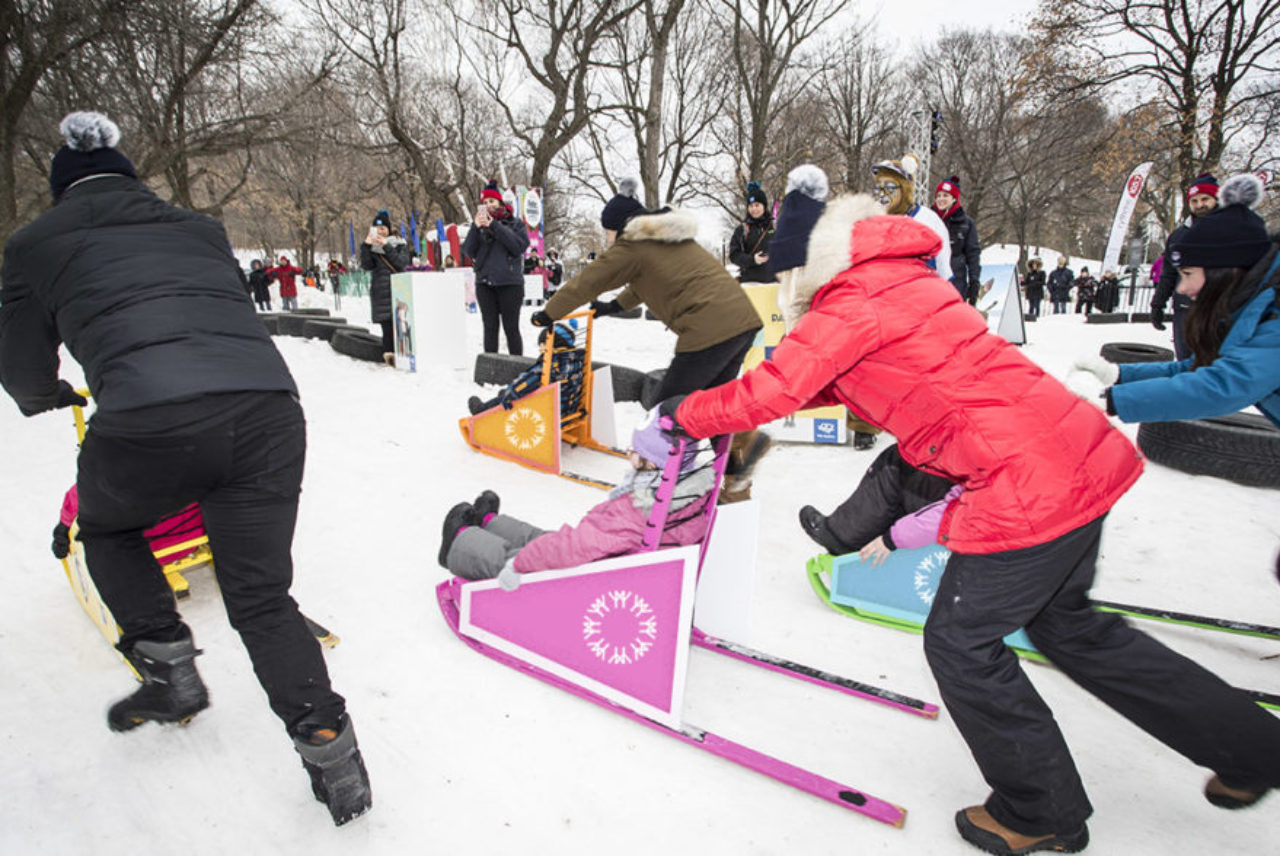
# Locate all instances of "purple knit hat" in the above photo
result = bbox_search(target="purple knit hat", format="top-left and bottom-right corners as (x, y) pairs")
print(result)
(631, 408), (699, 472)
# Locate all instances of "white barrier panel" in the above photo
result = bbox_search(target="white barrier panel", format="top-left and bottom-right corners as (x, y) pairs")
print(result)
(391, 271), (468, 371)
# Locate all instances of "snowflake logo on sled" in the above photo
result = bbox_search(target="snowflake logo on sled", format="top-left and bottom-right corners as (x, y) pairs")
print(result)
(582, 590), (659, 665)
(912, 549), (950, 607)
(503, 407), (546, 450)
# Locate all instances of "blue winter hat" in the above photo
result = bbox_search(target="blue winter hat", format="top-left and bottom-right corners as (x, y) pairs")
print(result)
(601, 176), (646, 231)
(746, 180), (768, 207)
(631, 407), (700, 472)
(372, 209), (392, 228)
(768, 165), (829, 275)
(49, 112), (137, 202)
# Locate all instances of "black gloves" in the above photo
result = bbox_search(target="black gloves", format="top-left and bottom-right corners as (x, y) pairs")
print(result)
(590, 299), (623, 317)
(19, 381), (88, 417)
(657, 394), (689, 436)
(51, 522), (70, 560)
(1151, 305), (1166, 331)
(530, 310), (553, 327)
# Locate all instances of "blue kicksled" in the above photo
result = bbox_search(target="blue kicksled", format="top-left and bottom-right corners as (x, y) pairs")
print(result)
(807, 546), (1044, 661)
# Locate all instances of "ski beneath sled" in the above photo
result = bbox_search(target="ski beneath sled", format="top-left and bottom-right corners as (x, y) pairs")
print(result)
(807, 556), (1279, 711)
(690, 628), (939, 719)
(302, 614), (340, 649)
(1093, 600), (1280, 642)
(437, 580), (907, 827)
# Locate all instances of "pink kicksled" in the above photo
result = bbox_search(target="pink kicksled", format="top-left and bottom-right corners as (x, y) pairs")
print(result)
(437, 425), (936, 828)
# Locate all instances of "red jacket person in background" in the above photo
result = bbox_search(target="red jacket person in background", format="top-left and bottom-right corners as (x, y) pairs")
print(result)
(662, 190), (1280, 853)
(266, 256), (303, 311)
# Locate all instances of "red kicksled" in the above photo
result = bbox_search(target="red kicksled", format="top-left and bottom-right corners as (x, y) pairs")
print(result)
(437, 428), (937, 828)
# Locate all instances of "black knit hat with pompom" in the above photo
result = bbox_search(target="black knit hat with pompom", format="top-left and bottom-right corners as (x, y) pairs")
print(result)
(49, 112), (137, 202)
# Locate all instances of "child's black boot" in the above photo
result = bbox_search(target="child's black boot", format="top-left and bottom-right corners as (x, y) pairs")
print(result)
(439, 502), (474, 567)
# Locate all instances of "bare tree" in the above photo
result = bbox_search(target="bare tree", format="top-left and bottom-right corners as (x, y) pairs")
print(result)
(1032, 0), (1280, 196)
(0, 0), (126, 239)
(812, 28), (901, 192)
(454, 0), (643, 190)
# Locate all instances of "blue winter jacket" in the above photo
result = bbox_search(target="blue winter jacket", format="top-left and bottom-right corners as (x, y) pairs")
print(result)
(1112, 244), (1280, 427)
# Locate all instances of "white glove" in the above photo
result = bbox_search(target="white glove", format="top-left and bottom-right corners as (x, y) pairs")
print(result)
(1070, 354), (1119, 386)
(497, 562), (521, 592)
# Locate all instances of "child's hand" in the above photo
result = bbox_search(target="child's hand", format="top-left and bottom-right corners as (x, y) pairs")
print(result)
(859, 535), (891, 567)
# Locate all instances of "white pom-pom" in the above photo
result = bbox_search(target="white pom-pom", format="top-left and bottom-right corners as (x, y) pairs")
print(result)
(616, 176), (640, 199)
(1219, 173), (1264, 209)
(59, 111), (120, 152)
(785, 164), (829, 200)
(900, 153), (921, 180)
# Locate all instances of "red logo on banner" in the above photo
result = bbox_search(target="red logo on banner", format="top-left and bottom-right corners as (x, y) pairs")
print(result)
(1257, 170), (1273, 187)
(1127, 174), (1144, 197)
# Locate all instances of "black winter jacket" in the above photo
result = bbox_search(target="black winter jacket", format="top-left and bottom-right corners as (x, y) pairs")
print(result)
(360, 237), (412, 323)
(0, 175), (295, 416)
(461, 213), (530, 288)
(248, 268), (271, 302)
(1021, 269), (1046, 299)
(939, 206), (981, 300)
(1153, 219), (1195, 312)
(729, 216), (775, 283)
(1048, 267), (1075, 300)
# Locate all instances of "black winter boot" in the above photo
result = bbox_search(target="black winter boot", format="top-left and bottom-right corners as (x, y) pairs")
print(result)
(293, 714), (372, 826)
(468, 395), (487, 415)
(798, 505), (849, 555)
(108, 632), (210, 732)
(853, 432), (877, 451)
(439, 502), (473, 568)
(472, 490), (501, 522)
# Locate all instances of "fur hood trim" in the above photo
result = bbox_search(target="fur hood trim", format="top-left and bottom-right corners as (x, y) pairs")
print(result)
(621, 207), (699, 243)
(777, 193), (882, 326)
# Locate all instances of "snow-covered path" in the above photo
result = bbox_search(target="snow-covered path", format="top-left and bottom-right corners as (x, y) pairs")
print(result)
(2, 294), (1277, 855)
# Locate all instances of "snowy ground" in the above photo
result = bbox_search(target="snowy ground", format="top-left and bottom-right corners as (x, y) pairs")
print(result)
(2, 288), (1278, 855)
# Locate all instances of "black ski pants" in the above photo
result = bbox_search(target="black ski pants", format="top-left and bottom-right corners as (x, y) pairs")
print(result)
(653, 327), (758, 402)
(75, 391), (345, 734)
(825, 444), (953, 551)
(477, 282), (524, 355)
(924, 515), (1280, 835)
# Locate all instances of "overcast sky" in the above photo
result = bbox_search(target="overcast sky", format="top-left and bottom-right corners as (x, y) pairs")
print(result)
(873, 0), (1040, 46)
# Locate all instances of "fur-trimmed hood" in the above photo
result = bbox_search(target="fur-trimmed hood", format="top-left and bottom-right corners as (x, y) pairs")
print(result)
(776, 193), (942, 327)
(620, 207), (699, 243)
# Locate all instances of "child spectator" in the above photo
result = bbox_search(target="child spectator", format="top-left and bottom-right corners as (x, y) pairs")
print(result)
(438, 409), (716, 590)
(248, 259), (271, 311)
(1074, 267), (1096, 314)
(467, 322), (585, 416)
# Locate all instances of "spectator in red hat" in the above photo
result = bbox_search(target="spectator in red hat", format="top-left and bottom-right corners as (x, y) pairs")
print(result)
(932, 176), (983, 305)
(1151, 172), (1219, 357)
(462, 179), (530, 355)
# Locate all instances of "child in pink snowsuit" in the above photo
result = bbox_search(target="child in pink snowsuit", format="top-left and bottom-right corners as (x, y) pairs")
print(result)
(856, 483), (963, 566)
(53, 485), (205, 563)
(438, 409), (715, 589)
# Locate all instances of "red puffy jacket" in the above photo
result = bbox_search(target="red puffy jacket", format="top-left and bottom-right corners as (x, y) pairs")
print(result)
(266, 263), (302, 298)
(678, 198), (1143, 554)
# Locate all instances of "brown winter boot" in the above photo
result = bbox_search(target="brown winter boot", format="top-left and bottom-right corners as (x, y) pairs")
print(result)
(718, 477), (753, 504)
(726, 430), (772, 479)
(1205, 774), (1268, 809)
(954, 806), (1088, 855)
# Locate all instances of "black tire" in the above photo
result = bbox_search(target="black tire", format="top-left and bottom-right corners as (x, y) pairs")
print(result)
(640, 369), (667, 409)
(1085, 312), (1128, 324)
(300, 320), (359, 341)
(603, 363), (646, 402)
(1099, 342), (1174, 364)
(290, 308), (331, 317)
(1137, 413), (1280, 489)
(331, 330), (385, 363)
(261, 316), (281, 335)
(473, 353), (538, 386)
(277, 314), (316, 336)
(1129, 312), (1152, 323)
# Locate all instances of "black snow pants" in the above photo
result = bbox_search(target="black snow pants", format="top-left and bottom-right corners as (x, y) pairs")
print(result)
(924, 515), (1280, 835)
(75, 391), (345, 734)
(652, 327), (759, 402)
(824, 444), (954, 551)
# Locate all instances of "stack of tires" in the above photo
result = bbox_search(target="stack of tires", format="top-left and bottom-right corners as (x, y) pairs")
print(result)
(260, 308), (386, 364)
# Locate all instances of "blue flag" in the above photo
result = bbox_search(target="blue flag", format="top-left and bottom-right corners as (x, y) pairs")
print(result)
(348, 220), (355, 255)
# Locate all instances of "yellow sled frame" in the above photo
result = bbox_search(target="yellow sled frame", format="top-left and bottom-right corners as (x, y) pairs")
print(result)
(59, 391), (214, 658)
(459, 310), (626, 488)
